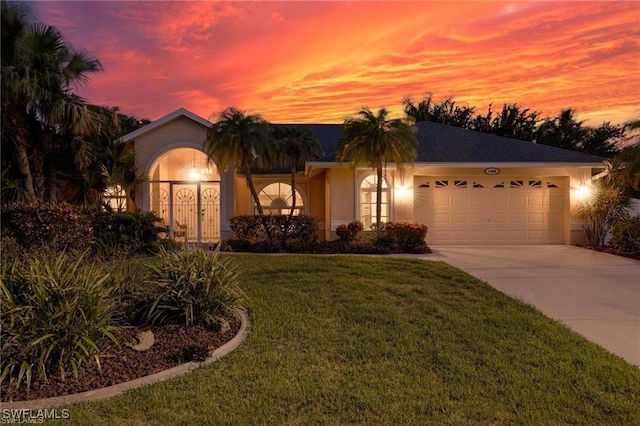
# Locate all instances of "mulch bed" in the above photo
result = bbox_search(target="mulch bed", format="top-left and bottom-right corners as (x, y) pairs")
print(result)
(1, 316), (241, 403)
(580, 245), (640, 261)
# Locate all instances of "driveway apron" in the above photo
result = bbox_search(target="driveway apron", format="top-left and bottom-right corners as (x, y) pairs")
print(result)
(426, 245), (640, 367)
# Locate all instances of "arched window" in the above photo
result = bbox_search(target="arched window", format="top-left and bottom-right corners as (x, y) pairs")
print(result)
(257, 183), (304, 215)
(360, 175), (389, 228)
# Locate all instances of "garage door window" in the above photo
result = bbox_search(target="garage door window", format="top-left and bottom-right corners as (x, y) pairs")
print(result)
(360, 175), (389, 228)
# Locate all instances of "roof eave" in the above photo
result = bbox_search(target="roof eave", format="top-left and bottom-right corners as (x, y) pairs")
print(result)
(307, 161), (604, 170)
(120, 108), (211, 143)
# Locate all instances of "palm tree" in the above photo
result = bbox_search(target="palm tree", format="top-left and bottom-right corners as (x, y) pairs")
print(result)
(204, 108), (277, 216)
(337, 108), (417, 237)
(536, 109), (588, 151)
(274, 125), (323, 216)
(1, 0), (102, 203)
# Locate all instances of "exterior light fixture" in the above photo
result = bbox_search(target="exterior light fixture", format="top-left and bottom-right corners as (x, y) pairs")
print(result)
(573, 184), (592, 201)
(188, 167), (201, 180)
(395, 185), (412, 200)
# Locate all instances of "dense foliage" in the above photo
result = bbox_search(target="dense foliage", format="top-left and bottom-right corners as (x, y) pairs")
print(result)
(0, 202), (95, 255)
(0, 202), (166, 261)
(0, 252), (122, 391)
(145, 246), (245, 328)
(610, 215), (640, 254)
(403, 93), (628, 157)
(229, 214), (319, 250)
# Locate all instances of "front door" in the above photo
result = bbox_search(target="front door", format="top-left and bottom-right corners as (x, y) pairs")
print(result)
(171, 182), (220, 243)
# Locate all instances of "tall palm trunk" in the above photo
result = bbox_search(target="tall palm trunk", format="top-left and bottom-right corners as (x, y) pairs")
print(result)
(244, 161), (264, 216)
(376, 165), (383, 238)
(289, 156), (298, 217)
(13, 141), (37, 202)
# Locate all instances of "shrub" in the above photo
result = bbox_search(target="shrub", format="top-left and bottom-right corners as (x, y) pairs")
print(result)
(0, 252), (122, 392)
(94, 210), (166, 257)
(229, 215), (319, 249)
(145, 245), (245, 328)
(336, 221), (364, 242)
(0, 202), (95, 255)
(610, 215), (640, 254)
(380, 222), (430, 253)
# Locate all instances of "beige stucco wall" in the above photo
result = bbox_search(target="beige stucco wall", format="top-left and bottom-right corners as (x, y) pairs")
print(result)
(327, 167), (356, 234)
(317, 164), (599, 244)
(308, 172), (326, 240)
(135, 116), (209, 174)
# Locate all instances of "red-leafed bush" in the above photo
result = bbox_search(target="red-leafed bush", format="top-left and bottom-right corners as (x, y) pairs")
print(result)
(336, 220), (364, 242)
(229, 215), (319, 250)
(377, 222), (430, 254)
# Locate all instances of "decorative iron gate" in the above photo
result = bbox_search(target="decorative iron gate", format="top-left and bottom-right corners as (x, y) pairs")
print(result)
(201, 187), (220, 241)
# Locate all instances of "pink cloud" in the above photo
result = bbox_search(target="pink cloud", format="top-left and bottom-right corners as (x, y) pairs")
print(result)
(31, 1), (639, 125)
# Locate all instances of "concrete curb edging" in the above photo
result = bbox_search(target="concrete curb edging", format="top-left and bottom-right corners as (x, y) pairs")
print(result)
(1, 310), (250, 410)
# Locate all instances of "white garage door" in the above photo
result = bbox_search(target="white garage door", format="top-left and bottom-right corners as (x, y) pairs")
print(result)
(414, 177), (565, 244)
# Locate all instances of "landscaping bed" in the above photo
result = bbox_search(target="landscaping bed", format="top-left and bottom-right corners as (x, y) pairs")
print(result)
(0, 315), (240, 403)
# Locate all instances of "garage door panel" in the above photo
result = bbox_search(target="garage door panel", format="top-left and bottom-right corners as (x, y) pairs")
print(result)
(453, 196), (469, 206)
(452, 231), (472, 241)
(527, 213), (544, 223)
(434, 196), (450, 206)
(527, 196), (544, 206)
(470, 213), (488, 224)
(509, 213), (525, 224)
(509, 230), (526, 240)
(469, 196), (487, 206)
(509, 196), (525, 206)
(489, 230), (508, 241)
(434, 213), (450, 224)
(491, 213), (508, 224)
(489, 196), (507, 206)
(452, 214), (469, 224)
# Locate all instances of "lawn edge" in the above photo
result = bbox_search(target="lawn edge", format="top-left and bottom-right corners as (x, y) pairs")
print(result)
(0, 310), (251, 410)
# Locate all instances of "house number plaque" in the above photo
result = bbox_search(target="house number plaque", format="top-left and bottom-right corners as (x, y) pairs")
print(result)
(484, 167), (500, 175)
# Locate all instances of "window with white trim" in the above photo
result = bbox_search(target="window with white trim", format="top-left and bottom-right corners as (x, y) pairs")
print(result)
(257, 182), (304, 215)
(360, 175), (389, 228)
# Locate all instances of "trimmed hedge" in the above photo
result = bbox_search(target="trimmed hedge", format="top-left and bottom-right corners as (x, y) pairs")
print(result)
(226, 217), (430, 254)
(0, 202), (95, 254)
(1, 203), (166, 260)
(378, 222), (430, 253)
(229, 215), (319, 250)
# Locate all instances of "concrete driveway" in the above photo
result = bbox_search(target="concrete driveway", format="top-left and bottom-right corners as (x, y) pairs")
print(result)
(426, 245), (640, 367)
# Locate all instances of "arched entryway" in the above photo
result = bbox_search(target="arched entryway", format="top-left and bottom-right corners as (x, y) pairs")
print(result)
(148, 147), (221, 243)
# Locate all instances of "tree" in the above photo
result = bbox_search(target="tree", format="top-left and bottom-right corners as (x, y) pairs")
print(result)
(204, 108), (277, 216)
(471, 103), (540, 141)
(581, 122), (624, 158)
(274, 125), (323, 216)
(403, 94), (475, 127)
(535, 109), (623, 157)
(576, 158), (631, 248)
(337, 108), (417, 237)
(1, 0), (102, 203)
(535, 109), (587, 151)
(87, 105), (150, 210)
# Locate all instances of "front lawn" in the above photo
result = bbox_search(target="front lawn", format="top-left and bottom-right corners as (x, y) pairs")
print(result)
(61, 255), (640, 425)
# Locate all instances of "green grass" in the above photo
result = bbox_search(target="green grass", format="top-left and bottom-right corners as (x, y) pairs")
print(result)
(60, 255), (639, 425)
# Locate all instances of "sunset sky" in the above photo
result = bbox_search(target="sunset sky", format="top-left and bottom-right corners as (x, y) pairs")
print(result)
(33, 1), (639, 125)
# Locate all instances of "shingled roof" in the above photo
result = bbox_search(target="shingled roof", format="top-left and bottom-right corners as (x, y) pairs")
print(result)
(303, 121), (605, 165)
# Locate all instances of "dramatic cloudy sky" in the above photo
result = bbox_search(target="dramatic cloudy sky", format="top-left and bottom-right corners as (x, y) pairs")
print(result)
(33, 1), (639, 125)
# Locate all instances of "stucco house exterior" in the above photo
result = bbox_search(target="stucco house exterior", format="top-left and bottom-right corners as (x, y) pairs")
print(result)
(120, 108), (604, 245)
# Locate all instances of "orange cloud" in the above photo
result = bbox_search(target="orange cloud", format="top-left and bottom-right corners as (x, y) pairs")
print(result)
(34, 1), (638, 125)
